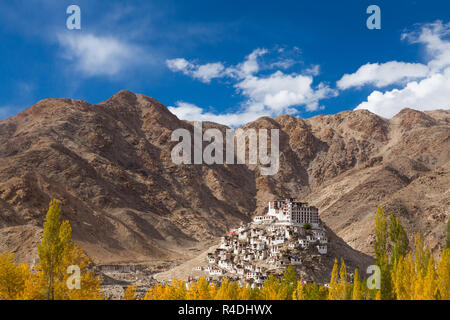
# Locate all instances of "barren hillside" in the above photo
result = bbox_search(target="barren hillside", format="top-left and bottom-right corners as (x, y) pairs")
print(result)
(0, 90), (448, 266)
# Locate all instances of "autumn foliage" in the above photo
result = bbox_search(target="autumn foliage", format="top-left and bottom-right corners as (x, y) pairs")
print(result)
(0, 201), (448, 300)
(0, 199), (103, 300)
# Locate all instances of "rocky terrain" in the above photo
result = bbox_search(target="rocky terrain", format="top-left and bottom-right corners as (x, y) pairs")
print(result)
(0, 90), (448, 277)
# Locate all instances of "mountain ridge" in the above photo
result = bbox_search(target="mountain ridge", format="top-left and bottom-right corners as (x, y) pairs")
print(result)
(0, 91), (448, 271)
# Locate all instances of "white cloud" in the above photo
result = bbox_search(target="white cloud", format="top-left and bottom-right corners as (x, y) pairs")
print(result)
(237, 71), (336, 112)
(168, 101), (269, 127)
(167, 48), (336, 126)
(228, 48), (268, 78)
(355, 67), (450, 118)
(337, 61), (429, 89)
(166, 58), (192, 73)
(194, 63), (225, 82)
(338, 22), (450, 90)
(352, 21), (450, 117)
(403, 21), (450, 72)
(166, 58), (225, 83)
(57, 33), (145, 77)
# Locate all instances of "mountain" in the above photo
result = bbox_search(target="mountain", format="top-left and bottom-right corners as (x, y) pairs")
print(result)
(0, 91), (448, 271)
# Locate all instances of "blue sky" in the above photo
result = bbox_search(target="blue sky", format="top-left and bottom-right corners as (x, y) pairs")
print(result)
(0, 0), (450, 125)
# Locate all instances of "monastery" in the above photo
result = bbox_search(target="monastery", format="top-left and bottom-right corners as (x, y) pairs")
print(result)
(196, 198), (329, 288)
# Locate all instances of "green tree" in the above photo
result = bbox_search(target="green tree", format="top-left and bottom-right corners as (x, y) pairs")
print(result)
(38, 199), (72, 300)
(388, 213), (409, 264)
(281, 266), (297, 299)
(374, 206), (388, 265)
(259, 274), (287, 300)
(337, 258), (350, 299)
(35, 199), (102, 300)
(373, 206), (393, 299)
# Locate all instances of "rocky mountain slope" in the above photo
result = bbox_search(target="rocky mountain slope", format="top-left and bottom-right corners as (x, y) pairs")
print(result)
(0, 90), (448, 269)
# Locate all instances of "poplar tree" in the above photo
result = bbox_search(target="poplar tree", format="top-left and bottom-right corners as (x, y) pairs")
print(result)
(373, 206), (393, 299)
(388, 214), (409, 264)
(123, 284), (137, 300)
(328, 258), (339, 300)
(436, 248), (449, 300)
(37, 199), (71, 300)
(281, 265), (297, 299)
(337, 258), (350, 299)
(422, 257), (437, 300)
(352, 269), (363, 300)
(0, 252), (31, 300)
(260, 274), (287, 300)
(374, 206), (388, 265)
(32, 199), (103, 300)
(414, 230), (431, 277)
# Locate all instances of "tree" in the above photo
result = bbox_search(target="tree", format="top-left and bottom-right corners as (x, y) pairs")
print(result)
(0, 252), (31, 300)
(292, 279), (306, 300)
(392, 253), (415, 299)
(414, 230), (431, 277)
(215, 279), (239, 300)
(166, 280), (188, 300)
(373, 206), (393, 299)
(186, 277), (216, 300)
(259, 274), (287, 300)
(337, 259), (350, 300)
(375, 290), (382, 300)
(374, 206), (388, 265)
(421, 256), (437, 300)
(388, 213), (409, 264)
(281, 266), (297, 299)
(328, 258), (339, 300)
(436, 248), (449, 300)
(352, 269), (363, 300)
(38, 199), (71, 300)
(123, 284), (137, 300)
(32, 199), (103, 300)
(237, 283), (256, 300)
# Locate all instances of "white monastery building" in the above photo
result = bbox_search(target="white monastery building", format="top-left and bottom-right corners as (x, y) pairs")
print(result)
(254, 198), (320, 228)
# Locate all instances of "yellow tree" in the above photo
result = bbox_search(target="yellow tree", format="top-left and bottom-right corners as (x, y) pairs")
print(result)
(421, 256), (437, 300)
(259, 274), (287, 300)
(375, 290), (382, 300)
(165, 280), (187, 300)
(414, 230), (430, 276)
(123, 284), (137, 300)
(292, 279), (306, 300)
(143, 284), (166, 300)
(328, 258), (339, 300)
(29, 199), (103, 300)
(186, 277), (215, 300)
(352, 269), (363, 300)
(37, 199), (72, 299)
(281, 266), (297, 300)
(0, 252), (31, 300)
(436, 248), (449, 300)
(392, 254), (414, 299)
(215, 279), (239, 300)
(337, 259), (350, 300)
(237, 283), (254, 300)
